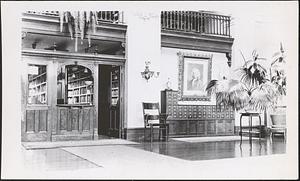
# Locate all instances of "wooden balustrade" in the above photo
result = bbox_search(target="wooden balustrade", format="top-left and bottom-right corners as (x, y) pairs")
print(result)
(25, 11), (124, 24)
(96, 11), (124, 24)
(161, 11), (231, 37)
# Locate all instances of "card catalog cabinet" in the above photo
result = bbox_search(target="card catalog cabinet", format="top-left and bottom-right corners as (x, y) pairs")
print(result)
(161, 90), (235, 137)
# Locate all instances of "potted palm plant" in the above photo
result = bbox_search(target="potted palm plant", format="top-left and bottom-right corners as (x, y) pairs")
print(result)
(206, 50), (278, 113)
(206, 49), (283, 136)
(269, 43), (286, 128)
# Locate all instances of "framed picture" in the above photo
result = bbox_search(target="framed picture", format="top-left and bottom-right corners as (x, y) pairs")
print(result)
(178, 52), (212, 101)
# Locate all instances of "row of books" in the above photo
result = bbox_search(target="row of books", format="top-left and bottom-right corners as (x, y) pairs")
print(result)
(67, 95), (93, 104)
(68, 87), (93, 96)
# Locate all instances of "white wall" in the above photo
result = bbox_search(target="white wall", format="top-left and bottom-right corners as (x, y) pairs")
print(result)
(229, 3), (298, 126)
(160, 47), (229, 106)
(125, 10), (161, 128)
(124, 2), (298, 128)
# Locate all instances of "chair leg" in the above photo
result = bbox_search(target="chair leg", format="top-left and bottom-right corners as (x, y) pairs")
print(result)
(166, 125), (169, 141)
(144, 127), (146, 142)
(270, 132), (273, 144)
(158, 127), (161, 141)
(150, 125), (153, 143)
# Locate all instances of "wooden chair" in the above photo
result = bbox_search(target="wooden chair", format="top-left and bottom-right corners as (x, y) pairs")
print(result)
(270, 114), (287, 142)
(142, 102), (169, 142)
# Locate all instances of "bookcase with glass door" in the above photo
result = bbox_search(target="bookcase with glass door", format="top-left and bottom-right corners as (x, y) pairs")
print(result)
(66, 65), (94, 105)
(28, 64), (47, 104)
(109, 66), (120, 137)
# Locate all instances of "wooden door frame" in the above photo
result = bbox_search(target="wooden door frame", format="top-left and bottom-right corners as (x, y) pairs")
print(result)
(119, 64), (126, 138)
(95, 62), (126, 139)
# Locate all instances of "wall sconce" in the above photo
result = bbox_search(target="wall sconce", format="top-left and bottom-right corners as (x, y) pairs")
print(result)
(141, 61), (159, 82)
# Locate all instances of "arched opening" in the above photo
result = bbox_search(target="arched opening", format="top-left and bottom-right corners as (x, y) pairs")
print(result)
(57, 64), (94, 105)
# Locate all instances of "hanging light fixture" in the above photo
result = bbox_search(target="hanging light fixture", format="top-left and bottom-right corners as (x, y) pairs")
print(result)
(141, 60), (159, 82)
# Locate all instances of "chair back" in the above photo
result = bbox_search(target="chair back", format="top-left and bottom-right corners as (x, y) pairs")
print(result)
(270, 114), (286, 128)
(142, 102), (160, 124)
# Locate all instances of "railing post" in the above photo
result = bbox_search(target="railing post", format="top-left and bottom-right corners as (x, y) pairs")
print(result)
(216, 15), (219, 35)
(171, 11), (174, 29)
(228, 17), (231, 37)
(161, 12), (164, 29)
(166, 11), (169, 29)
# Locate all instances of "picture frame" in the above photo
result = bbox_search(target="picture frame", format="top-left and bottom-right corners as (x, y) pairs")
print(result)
(178, 52), (212, 101)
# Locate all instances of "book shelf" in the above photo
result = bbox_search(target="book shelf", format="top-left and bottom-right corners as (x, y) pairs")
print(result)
(111, 67), (119, 106)
(67, 66), (94, 105)
(28, 65), (47, 104)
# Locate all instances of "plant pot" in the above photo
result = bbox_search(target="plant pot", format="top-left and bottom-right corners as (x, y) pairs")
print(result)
(270, 114), (286, 126)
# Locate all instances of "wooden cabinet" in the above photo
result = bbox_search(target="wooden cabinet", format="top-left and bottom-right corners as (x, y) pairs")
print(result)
(161, 90), (235, 137)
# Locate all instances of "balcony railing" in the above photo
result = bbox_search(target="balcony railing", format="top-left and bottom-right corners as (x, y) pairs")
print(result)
(25, 11), (124, 24)
(161, 11), (231, 37)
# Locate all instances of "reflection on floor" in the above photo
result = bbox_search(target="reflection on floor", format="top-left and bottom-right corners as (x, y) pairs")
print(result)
(21, 135), (286, 172)
(21, 146), (101, 171)
(128, 136), (286, 161)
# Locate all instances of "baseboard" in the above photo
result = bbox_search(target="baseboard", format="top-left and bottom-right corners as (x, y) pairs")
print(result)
(51, 134), (93, 141)
(125, 127), (235, 141)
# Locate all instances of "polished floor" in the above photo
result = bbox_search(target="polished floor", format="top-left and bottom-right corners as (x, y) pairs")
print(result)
(12, 135), (293, 178)
(20, 135), (286, 174)
(128, 136), (286, 161)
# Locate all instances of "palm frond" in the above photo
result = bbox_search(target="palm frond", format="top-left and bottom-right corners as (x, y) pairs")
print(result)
(272, 51), (281, 58)
(248, 82), (278, 112)
(239, 50), (247, 63)
(205, 79), (218, 93)
(206, 79), (250, 111)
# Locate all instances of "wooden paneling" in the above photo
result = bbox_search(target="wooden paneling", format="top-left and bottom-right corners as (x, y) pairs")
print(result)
(26, 110), (35, 132)
(24, 109), (49, 141)
(25, 109), (49, 133)
(189, 121), (198, 135)
(168, 121), (177, 135)
(177, 121), (187, 135)
(216, 120), (225, 134)
(59, 108), (68, 131)
(82, 108), (91, 131)
(198, 121), (206, 135)
(207, 120), (216, 135)
(225, 120), (234, 134)
(39, 110), (48, 131)
(71, 109), (79, 131)
(56, 106), (94, 133)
